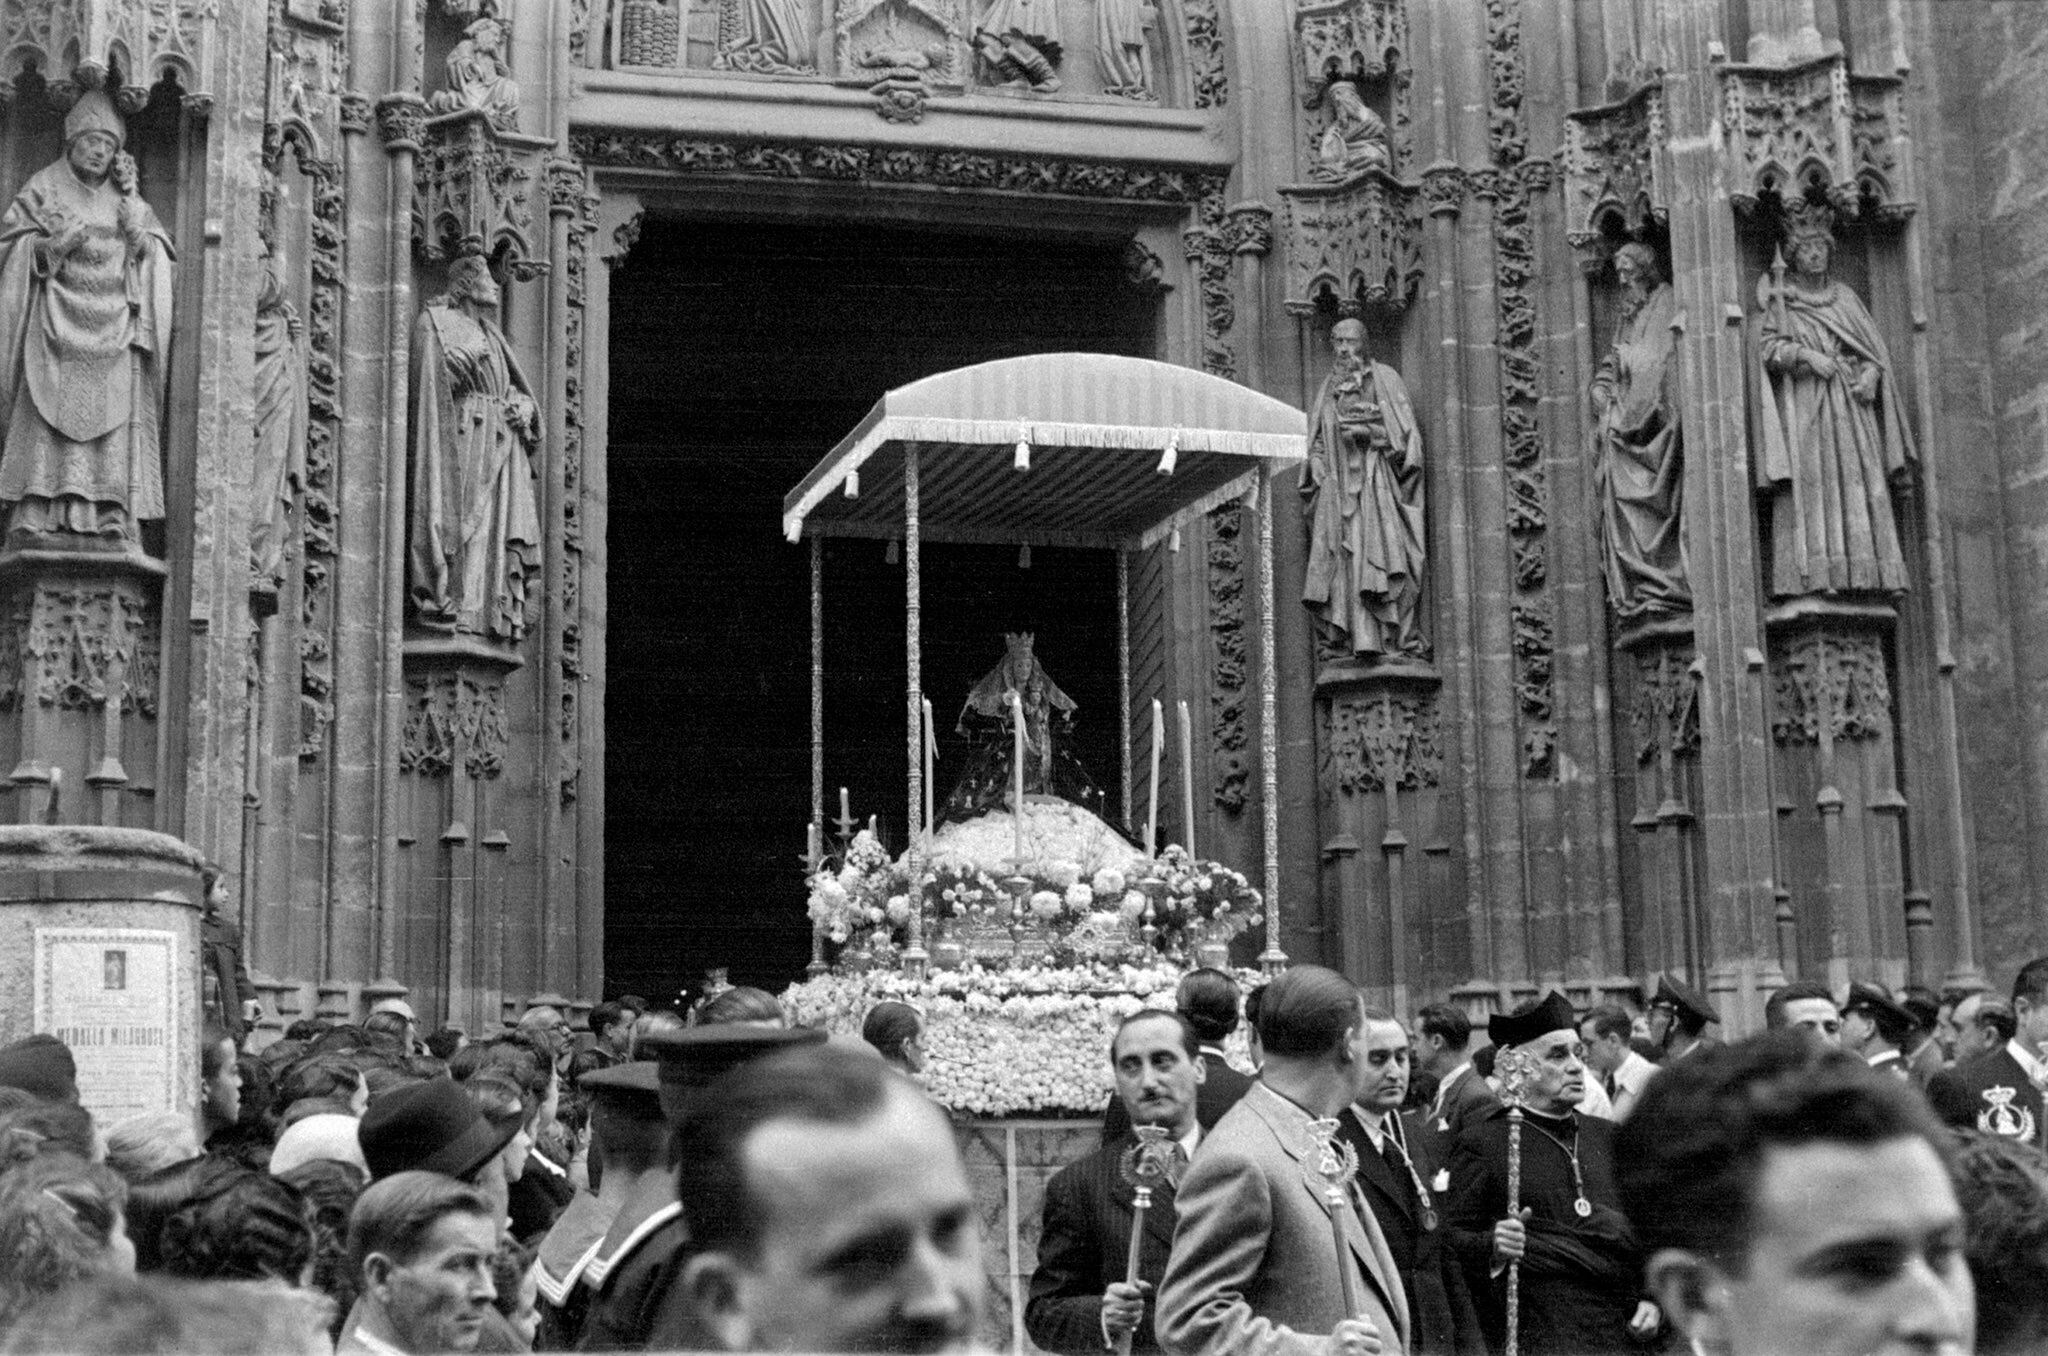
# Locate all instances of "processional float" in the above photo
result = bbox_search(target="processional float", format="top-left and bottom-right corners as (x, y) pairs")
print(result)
(781, 352), (1307, 976)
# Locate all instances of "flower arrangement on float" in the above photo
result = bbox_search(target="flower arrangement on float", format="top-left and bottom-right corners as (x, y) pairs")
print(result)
(805, 817), (1261, 970)
(782, 960), (1263, 1117)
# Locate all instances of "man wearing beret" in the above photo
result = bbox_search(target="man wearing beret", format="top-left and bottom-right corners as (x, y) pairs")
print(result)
(1646, 976), (1718, 1064)
(1445, 992), (1659, 1355)
(577, 1024), (825, 1351)
(1841, 982), (1914, 1081)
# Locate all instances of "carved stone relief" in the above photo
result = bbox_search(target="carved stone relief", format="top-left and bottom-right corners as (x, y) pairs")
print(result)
(0, 0), (219, 105)
(1769, 631), (1890, 746)
(972, 0), (1061, 91)
(1323, 691), (1442, 794)
(1630, 645), (1700, 765)
(717, 0), (820, 75)
(1563, 84), (1665, 263)
(554, 158), (594, 806)
(1207, 504), (1247, 813)
(1292, 0), (1407, 97)
(1182, 190), (1235, 379)
(837, 0), (966, 122)
(1096, 0), (1156, 101)
(415, 111), (541, 273)
(400, 671), (509, 779)
(1720, 57), (1915, 219)
(1183, 0), (1225, 108)
(1278, 174), (1419, 315)
(429, 16), (521, 131)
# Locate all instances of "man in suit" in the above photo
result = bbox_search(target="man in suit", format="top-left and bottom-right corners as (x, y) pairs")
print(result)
(1338, 1009), (1481, 1356)
(1029, 1010), (1205, 1354)
(1157, 964), (1409, 1356)
(1105, 967), (1255, 1140)
(1841, 981), (1914, 1080)
(1577, 1004), (1657, 1121)
(1929, 956), (2048, 1151)
(1413, 1004), (1497, 1153)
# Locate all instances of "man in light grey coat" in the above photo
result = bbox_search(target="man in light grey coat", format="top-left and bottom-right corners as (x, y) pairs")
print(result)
(1156, 965), (1410, 1356)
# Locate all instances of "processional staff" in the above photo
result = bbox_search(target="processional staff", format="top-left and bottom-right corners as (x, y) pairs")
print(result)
(1115, 1125), (1181, 1356)
(1302, 1117), (1363, 1320)
(1496, 1045), (1536, 1356)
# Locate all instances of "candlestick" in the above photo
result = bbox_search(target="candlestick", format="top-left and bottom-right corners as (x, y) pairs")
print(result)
(1012, 691), (1027, 868)
(807, 821), (821, 873)
(840, 785), (850, 826)
(921, 697), (936, 837)
(1177, 699), (1195, 857)
(1146, 699), (1163, 857)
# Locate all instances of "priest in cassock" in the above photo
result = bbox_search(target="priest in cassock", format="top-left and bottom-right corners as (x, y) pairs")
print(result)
(1028, 1010), (1204, 1354)
(1445, 993), (1662, 1356)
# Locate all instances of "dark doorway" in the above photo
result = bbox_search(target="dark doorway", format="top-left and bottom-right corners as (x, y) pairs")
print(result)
(605, 217), (1160, 1005)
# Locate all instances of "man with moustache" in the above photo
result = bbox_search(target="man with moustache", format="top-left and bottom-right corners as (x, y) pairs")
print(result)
(1156, 964), (1409, 1356)
(1338, 1009), (1481, 1356)
(1929, 957), (2048, 1151)
(1445, 992), (1659, 1356)
(1029, 1010), (1205, 1354)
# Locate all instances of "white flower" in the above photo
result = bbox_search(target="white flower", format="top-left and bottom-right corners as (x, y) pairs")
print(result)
(1029, 890), (1064, 920)
(1119, 890), (1148, 920)
(885, 894), (911, 924)
(1091, 866), (1126, 897)
(1063, 883), (1094, 912)
(1045, 859), (1083, 890)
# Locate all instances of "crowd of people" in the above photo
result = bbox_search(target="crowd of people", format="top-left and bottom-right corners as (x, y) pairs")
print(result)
(0, 960), (2039, 1355)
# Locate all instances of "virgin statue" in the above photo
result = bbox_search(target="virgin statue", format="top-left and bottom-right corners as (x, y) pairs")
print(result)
(0, 90), (174, 545)
(1592, 243), (1689, 617)
(1753, 201), (1916, 597)
(1301, 317), (1427, 660)
(407, 255), (542, 645)
(942, 633), (1114, 826)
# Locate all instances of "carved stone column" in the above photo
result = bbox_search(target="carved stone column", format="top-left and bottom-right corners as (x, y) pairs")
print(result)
(0, 551), (165, 828)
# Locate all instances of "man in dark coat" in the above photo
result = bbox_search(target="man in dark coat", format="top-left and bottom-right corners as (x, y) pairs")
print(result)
(1447, 992), (1661, 1356)
(1338, 1008), (1483, 1356)
(577, 1025), (824, 1351)
(1029, 1011), (1203, 1354)
(1648, 975), (1719, 1064)
(1413, 1003), (1499, 1160)
(1929, 956), (2048, 1152)
(1103, 968), (1253, 1141)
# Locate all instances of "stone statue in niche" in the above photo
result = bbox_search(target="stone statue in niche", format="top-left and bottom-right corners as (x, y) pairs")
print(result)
(1096, 0), (1155, 101)
(0, 91), (173, 547)
(718, 0), (819, 74)
(249, 244), (306, 592)
(1302, 317), (1428, 660)
(1309, 80), (1389, 183)
(1753, 200), (1916, 597)
(408, 255), (542, 646)
(429, 16), (522, 130)
(975, 0), (1061, 91)
(1592, 242), (1689, 618)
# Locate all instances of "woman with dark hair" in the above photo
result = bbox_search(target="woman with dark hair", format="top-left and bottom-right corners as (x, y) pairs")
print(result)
(203, 1053), (277, 1172)
(0, 1152), (134, 1325)
(156, 1159), (314, 1286)
(277, 1157), (365, 1337)
(197, 1017), (242, 1150)
(861, 1001), (925, 1076)
(274, 1052), (367, 1120)
(124, 1158), (210, 1274)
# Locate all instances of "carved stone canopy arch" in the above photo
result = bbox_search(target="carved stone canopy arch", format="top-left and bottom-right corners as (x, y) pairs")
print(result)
(0, 0), (216, 109)
(1564, 83), (1667, 268)
(1719, 55), (1915, 221)
(1278, 171), (1420, 316)
(1293, 0), (1408, 104)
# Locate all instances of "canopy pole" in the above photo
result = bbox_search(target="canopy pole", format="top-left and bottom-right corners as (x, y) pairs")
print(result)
(1258, 472), (1287, 973)
(1118, 550), (1132, 829)
(903, 442), (927, 976)
(808, 535), (827, 976)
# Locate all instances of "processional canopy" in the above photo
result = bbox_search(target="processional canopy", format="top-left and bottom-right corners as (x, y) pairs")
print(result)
(782, 352), (1308, 549)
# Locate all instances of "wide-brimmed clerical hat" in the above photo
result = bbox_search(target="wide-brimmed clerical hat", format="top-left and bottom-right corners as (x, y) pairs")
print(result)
(1487, 991), (1578, 1050)
(357, 1077), (516, 1182)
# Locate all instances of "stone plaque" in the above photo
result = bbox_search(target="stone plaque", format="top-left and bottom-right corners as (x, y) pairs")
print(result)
(34, 928), (183, 1123)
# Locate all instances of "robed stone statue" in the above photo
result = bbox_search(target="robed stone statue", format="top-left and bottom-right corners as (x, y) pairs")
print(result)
(1754, 201), (1916, 597)
(429, 17), (522, 130)
(1302, 317), (1428, 660)
(975, 0), (1062, 90)
(1310, 80), (1389, 183)
(0, 90), (174, 544)
(1592, 243), (1689, 617)
(249, 248), (306, 591)
(408, 255), (542, 645)
(1095, 0), (1154, 100)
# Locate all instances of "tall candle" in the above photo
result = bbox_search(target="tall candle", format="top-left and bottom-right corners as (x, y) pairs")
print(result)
(1178, 700), (1195, 857)
(921, 697), (936, 837)
(808, 821), (821, 872)
(839, 785), (850, 827)
(1146, 699), (1163, 857)
(1012, 691), (1027, 867)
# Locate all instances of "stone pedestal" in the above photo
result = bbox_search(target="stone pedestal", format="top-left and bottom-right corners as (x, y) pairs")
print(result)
(957, 1118), (1100, 1356)
(0, 548), (166, 827)
(398, 635), (519, 1032)
(0, 827), (205, 1123)
(1315, 659), (1443, 1015)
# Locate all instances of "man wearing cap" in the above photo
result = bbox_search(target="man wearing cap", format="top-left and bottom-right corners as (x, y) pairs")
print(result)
(1646, 976), (1718, 1063)
(0, 86), (174, 543)
(577, 1023), (824, 1351)
(0, 1033), (79, 1104)
(1445, 993), (1659, 1355)
(1841, 982), (1914, 1080)
(1901, 987), (1945, 1089)
(534, 1059), (669, 1349)
(1928, 956), (2048, 1151)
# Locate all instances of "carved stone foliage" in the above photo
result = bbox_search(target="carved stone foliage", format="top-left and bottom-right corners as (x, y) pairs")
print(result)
(1207, 504), (1247, 813)
(1564, 84), (1665, 261)
(1630, 645), (1700, 765)
(1183, 0), (1226, 108)
(1278, 172), (1420, 315)
(1183, 191), (1235, 379)
(1720, 56), (1914, 218)
(400, 671), (509, 780)
(1770, 631), (1891, 747)
(1225, 201), (1273, 257)
(557, 162), (595, 806)
(1323, 691), (1442, 794)
(0, 583), (157, 716)
(1292, 0), (1406, 98)
(416, 111), (543, 274)
(0, 0), (217, 104)
(1484, 0), (1555, 780)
